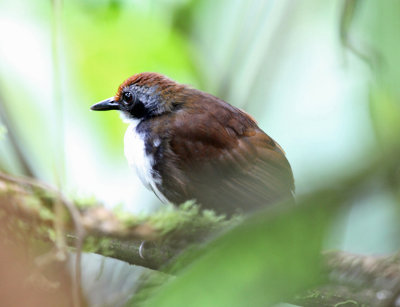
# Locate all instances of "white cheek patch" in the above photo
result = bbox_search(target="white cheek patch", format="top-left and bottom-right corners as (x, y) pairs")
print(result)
(123, 119), (169, 204)
(119, 111), (134, 124)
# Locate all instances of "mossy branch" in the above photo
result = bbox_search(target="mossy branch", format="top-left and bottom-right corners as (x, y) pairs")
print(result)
(294, 251), (400, 306)
(3, 172), (400, 305)
(0, 172), (237, 270)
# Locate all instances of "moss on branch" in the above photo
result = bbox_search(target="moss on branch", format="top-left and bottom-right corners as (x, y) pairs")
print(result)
(3, 172), (400, 305)
(0, 172), (238, 269)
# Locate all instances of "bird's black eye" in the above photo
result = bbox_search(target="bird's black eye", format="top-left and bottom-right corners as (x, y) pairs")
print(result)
(123, 92), (133, 104)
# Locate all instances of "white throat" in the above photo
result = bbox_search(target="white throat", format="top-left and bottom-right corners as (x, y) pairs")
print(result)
(123, 117), (168, 203)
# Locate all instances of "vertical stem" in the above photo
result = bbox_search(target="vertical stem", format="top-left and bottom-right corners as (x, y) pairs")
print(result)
(51, 0), (65, 253)
(50, 1), (81, 307)
(51, 0), (65, 180)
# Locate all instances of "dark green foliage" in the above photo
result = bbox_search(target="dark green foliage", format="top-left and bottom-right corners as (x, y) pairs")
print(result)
(131, 195), (339, 307)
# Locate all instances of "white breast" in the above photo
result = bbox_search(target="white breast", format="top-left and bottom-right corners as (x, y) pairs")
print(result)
(123, 119), (168, 203)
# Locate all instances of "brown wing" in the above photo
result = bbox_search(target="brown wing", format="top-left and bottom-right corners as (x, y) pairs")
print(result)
(154, 92), (294, 215)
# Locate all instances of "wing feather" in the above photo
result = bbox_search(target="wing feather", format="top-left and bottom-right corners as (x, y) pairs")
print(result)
(154, 92), (294, 214)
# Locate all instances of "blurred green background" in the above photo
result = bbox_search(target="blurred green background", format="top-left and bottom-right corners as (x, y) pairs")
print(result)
(0, 0), (400, 306)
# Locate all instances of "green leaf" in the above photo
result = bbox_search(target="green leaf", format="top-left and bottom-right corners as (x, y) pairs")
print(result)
(369, 87), (400, 150)
(142, 194), (338, 307)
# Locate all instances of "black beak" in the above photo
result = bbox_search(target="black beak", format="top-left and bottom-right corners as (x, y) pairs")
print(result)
(90, 97), (120, 111)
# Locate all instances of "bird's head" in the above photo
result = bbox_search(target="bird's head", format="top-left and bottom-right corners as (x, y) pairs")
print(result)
(90, 72), (186, 121)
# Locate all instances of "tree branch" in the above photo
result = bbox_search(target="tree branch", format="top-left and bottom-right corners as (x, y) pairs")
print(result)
(0, 172), (235, 270)
(2, 172), (400, 306)
(294, 251), (400, 306)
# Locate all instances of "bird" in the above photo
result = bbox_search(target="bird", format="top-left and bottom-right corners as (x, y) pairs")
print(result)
(90, 72), (294, 215)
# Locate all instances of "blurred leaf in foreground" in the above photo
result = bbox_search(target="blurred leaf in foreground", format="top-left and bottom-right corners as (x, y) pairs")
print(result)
(139, 193), (338, 307)
(369, 87), (400, 151)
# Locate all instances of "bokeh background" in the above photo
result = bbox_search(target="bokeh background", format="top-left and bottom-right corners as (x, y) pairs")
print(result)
(0, 0), (400, 305)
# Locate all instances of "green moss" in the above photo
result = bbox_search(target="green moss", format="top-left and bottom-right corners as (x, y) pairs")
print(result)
(81, 236), (113, 256)
(142, 201), (239, 238)
(82, 236), (97, 253)
(113, 203), (141, 226)
(47, 228), (56, 242)
(73, 196), (98, 210)
(38, 207), (55, 221)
